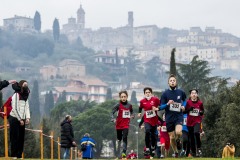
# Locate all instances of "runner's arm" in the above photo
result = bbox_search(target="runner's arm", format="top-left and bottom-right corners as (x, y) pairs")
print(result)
(139, 116), (144, 128)
(159, 103), (167, 110)
(159, 93), (168, 110)
(182, 100), (187, 107)
(130, 105), (135, 118)
(130, 105), (133, 114)
(199, 103), (204, 116)
(111, 103), (119, 119)
(138, 107), (142, 114)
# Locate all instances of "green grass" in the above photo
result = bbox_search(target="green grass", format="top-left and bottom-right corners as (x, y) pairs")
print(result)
(0, 158), (227, 160)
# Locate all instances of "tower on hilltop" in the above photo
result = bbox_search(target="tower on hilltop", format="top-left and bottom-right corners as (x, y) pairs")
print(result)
(77, 4), (85, 29)
(128, 11), (134, 27)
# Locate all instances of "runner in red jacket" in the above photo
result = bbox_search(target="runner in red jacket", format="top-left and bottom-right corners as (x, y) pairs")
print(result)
(111, 91), (134, 158)
(185, 89), (204, 157)
(138, 87), (160, 158)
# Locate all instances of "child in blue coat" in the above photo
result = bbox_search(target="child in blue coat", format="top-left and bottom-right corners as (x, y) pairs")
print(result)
(80, 133), (96, 159)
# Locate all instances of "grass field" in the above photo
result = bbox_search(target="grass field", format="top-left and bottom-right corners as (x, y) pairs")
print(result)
(0, 158), (228, 160)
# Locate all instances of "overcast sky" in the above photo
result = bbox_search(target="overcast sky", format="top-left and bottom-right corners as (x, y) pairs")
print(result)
(1, 0), (240, 36)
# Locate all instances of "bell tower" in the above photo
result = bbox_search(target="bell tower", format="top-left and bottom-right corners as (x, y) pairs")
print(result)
(77, 4), (85, 29)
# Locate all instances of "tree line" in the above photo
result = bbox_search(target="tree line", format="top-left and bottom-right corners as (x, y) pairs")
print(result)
(0, 51), (239, 158)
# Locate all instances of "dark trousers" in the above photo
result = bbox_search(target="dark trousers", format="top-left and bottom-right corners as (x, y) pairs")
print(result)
(144, 123), (157, 150)
(182, 130), (190, 156)
(117, 129), (129, 153)
(187, 123), (201, 155)
(8, 116), (25, 158)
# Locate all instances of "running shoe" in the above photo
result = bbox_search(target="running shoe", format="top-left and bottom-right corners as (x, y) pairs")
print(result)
(121, 152), (126, 158)
(180, 150), (186, 157)
(150, 150), (155, 157)
(172, 152), (178, 158)
(175, 152), (179, 158)
(197, 148), (202, 157)
(144, 149), (150, 156)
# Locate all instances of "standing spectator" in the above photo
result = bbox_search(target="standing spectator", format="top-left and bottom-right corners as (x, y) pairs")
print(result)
(80, 133), (96, 159)
(127, 149), (137, 159)
(8, 80), (30, 159)
(61, 115), (76, 159)
(0, 79), (16, 90)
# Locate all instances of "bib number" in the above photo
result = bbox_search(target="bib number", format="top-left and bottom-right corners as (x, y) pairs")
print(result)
(122, 110), (130, 118)
(189, 109), (199, 116)
(169, 103), (181, 112)
(157, 141), (161, 146)
(183, 118), (187, 125)
(145, 110), (156, 118)
(161, 126), (167, 132)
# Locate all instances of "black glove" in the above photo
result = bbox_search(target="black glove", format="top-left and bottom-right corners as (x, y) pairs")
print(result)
(183, 106), (194, 114)
(199, 110), (204, 116)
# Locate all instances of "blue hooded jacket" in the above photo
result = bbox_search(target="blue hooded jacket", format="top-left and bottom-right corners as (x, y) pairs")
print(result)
(80, 135), (96, 159)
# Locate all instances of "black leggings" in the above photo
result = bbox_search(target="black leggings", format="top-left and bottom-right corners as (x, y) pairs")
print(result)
(144, 122), (157, 149)
(182, 130), (190, 156)
(187, 123), (201, 154)
(116, 129), (128, 153)
(8, 116), (26, 158)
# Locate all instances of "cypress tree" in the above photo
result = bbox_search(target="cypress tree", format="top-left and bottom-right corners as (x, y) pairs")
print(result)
(29, 80), (41, 125)
(130, 90), (138, 105)
(34, 11), (41, 32)
(115, 48), (119, 67)
(44, 90), (54, 116)
(52, 18), (60, 42)
(61, 90), (67, 102)
(170, 48), (177, 76)
(106, 88), (112, 100)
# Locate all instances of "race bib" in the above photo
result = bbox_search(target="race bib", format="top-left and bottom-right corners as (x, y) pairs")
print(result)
(189, 108), (199, 116)
(122, 110), (130, 118)
(145, 110), (156, 118)
(157, 141), (161, 146)
(169, 103), (181, 112)
(183, 118), (187, 125)
(161, 126), (167, 132)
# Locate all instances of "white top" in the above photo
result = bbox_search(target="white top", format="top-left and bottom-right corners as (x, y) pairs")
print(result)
(10, 93), (30, 120)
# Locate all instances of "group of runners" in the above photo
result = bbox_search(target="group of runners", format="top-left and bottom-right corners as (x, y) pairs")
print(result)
(111, 74), (204, 159)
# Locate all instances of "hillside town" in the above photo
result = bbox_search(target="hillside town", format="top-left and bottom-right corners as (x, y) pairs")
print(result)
(1, 1), (240, 159)
(1, 4), (240, 104)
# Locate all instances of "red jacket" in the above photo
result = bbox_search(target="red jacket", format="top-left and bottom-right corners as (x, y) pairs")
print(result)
(139, 97), (160, 126)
